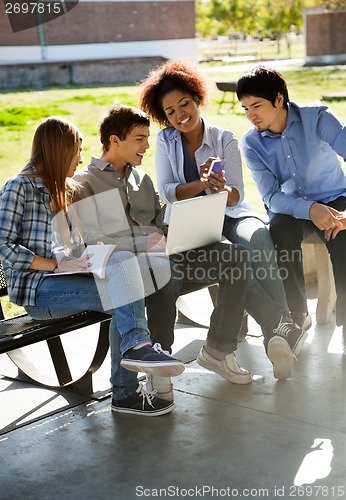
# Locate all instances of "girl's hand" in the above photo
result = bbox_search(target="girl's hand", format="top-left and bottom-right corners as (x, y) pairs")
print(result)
(199, 158), (215, 189)
(199, 157), (226, 192)
(207, 170), (227, 193)
(54, 254), (94, 273)
(199, 157), (215, 178)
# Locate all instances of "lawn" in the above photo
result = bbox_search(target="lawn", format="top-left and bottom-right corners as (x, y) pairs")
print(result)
(1, 62), (346, 214)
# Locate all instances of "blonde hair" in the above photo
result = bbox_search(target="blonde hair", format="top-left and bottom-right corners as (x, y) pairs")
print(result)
(24, 116), (83, 213)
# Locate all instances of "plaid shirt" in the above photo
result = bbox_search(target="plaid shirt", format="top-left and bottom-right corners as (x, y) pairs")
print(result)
(0, 174), (53, 306)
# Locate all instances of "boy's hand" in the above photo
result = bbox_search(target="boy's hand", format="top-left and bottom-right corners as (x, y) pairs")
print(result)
(309, 202), (343, 231)
(147, 233), (166, 251)
(323, 207), (346, 240)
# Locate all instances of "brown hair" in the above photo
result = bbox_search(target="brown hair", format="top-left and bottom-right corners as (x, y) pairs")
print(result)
(99, 103), (149, 153)
(139, 59), (208, 127)
(24, 116), (82, 214)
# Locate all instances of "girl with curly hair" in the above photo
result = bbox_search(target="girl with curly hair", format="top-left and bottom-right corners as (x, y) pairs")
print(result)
(140, 59), (308, 380)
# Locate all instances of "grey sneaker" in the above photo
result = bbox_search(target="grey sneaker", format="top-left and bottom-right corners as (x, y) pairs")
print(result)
(267, 336), (294, 380)
(273, 316), (308, 355)
(197, 346), (252, 384)
(146, 375), (174, 401)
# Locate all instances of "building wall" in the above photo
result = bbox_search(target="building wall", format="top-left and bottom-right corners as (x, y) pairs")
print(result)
(305, 8), (346, 64)
(0, 0), (197, 63)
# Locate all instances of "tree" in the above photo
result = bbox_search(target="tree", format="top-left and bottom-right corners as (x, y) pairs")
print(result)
(196, 0), (311, 40)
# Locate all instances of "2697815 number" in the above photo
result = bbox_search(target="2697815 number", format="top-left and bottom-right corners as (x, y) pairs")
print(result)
(289, 485), (345, 497)
(5, 2), (63, 14)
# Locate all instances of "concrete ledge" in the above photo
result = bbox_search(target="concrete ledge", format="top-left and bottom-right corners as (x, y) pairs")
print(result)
(0, 56), (166, 89)
(302, 233), (336, 324)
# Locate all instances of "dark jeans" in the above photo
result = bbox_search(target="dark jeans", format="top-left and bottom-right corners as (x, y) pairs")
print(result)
(146, 241), (248, 353)
(268, 196), (346, 327)
(146, 239), (290, 354)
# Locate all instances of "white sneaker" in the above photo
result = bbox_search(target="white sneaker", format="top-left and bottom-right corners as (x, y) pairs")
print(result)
(196, 346), (252, 384)
(146, 375), (174, 401)
(267, 336), (294, 379)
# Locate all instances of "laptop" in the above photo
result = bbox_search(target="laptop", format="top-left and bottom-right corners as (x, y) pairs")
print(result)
(155, 191), (228, 256)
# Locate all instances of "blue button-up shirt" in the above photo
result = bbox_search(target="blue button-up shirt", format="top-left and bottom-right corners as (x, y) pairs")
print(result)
(241, 101), (346, 219)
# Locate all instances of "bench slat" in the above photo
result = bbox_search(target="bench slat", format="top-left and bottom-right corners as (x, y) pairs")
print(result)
(0, 310), (110, 354)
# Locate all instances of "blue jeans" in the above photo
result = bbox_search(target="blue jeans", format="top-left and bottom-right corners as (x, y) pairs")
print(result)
(25, 251), (151, 400)
(223, 216), (291, 344)
(223, 216), (288, 309)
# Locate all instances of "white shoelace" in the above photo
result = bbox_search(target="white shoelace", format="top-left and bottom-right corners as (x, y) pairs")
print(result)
(152, 342), (170, 356)
(273, 316), (294, 339)
(136, 383), (157, 409)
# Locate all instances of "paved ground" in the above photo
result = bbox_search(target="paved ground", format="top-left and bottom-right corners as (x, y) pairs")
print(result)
(0, 287), (345, 500)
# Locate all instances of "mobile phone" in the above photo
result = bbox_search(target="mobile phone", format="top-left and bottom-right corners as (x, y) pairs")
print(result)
(208, 159), (225, 176)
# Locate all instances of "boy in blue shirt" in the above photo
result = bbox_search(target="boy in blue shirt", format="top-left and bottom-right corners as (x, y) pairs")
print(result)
(237, 65), (346, 350)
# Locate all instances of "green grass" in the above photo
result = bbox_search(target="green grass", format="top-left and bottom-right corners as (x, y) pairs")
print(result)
(198, 36), (305, 62)
(1, 64), (346, 202)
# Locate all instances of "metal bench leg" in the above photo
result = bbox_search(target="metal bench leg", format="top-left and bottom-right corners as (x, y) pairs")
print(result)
(47, 336), (73, 385)
(218, 92), (227, 113)
(6, 320), (111, 399)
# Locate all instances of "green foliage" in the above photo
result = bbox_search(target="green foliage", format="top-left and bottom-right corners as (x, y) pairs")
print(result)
(196, 0), (318, 39)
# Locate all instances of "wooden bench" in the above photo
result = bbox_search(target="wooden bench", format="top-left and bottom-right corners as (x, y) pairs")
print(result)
(216, 82), (238, 112)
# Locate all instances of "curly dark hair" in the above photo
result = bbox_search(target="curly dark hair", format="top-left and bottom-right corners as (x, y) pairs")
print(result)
(139, 59), (208, 127)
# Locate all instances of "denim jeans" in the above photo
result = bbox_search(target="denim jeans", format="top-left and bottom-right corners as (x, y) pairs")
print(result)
(144, 258), (183, 352)
(145, 238), (287, 354)
(223, 215), (289, 311)
(146, 242), (249, 354)
(223, 216), (292, 345)
(25, 251), (151, 400)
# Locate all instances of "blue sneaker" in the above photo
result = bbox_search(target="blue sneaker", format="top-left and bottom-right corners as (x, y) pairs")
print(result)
(121, 343), (185, 377)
